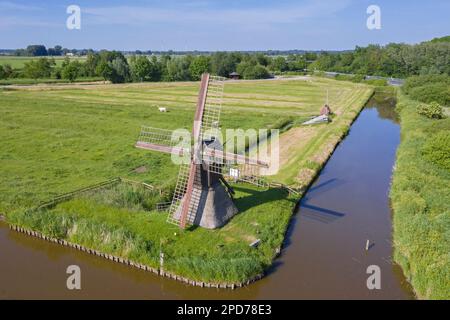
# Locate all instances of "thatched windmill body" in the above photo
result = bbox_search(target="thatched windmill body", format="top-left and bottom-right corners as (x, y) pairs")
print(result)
(136, 74), (268, 229)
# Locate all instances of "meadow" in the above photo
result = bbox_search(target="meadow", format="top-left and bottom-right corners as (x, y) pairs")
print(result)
(0, 55), (86, 68)
(1, 77), (373, 283)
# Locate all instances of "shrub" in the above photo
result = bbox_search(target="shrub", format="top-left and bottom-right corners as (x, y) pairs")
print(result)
(422, 131), (450, 170)
(402, 74), (450, 95)
(365, 79), (387, 86)
(417, 102), (444, 119)
(408, 83), (450, 106)
(352, 74), (365, 83)
(335, 74), (353, 81)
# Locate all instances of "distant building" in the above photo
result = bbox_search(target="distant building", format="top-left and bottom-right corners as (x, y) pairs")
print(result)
(320, 104), (331, 116)
(229, 72), (240, 80)
(65, 52), (74, 57)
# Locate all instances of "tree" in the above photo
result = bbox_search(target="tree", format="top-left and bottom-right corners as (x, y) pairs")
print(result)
(165, 57), (191, 81)
(189, 56), (210, 80)
(96, 61), (114, 81)
(95, 51), (130, 83)
(23, 58), (55, 78)
(85, 52), (100, 77)
(0, 64), (12, 79)
(244, 64), (271, 79)
(62, 61), (81, 82)
(130, 56), (152, 81)
(48, 45), (63, 56)
(110, 57), (130, 83)
(237, 60), (270, 79)
(270, 56), (288, 72)
(26, 45), (48, 56)
(2, 64), (13, 78)
(255, 53), (270, 66)
(0, 66), (5, 79)
(148, 55), (163, 81)
(210, 52), (242, 77)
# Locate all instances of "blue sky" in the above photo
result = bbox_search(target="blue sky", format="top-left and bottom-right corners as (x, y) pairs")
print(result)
(0, 0), (449, 50)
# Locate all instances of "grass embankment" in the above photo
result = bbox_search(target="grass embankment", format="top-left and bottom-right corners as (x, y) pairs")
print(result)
(272, 83), (373, 186)
(8, 182), (296, 283)
(390, 92), (449, 299)
(1, 78), (372, 283)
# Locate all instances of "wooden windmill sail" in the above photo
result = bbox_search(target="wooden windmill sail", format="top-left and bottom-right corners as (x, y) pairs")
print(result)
(135, 73), (268, 229)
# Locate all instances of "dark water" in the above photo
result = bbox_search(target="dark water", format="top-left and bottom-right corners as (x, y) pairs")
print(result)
(0, 96), (415, 299)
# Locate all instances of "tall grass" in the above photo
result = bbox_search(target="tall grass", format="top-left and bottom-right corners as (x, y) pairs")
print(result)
(8, 182), (296, 283)
(390, 92), (450, 299)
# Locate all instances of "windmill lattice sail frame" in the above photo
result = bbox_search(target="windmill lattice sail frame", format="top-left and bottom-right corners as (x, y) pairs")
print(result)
(135, 73), (269, 229)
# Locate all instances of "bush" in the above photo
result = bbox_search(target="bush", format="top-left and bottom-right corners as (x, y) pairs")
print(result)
(23, 57), (55, 79)
(402, 74), (450, 95)
(335, 74), (353, 81)
(61, 61), (81, 82)
(237, 60), (271, 79)
(416, 101), (444, 119)
(365, 79), (387, 86)
(351, 74), (365, 83)
(408, 83), (450, 106)
(422, 131), (450, 170)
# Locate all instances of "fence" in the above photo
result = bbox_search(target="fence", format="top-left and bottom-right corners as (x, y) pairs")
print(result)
(34, 177), (157, 211)
(35, 177), (121, 210)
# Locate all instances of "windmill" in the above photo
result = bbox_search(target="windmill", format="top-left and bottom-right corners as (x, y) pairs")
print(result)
(135, 73), (269, 229)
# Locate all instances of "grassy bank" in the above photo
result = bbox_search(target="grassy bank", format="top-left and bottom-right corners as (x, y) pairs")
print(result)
(390, 92), (449, 299)
(8, 182), (296, 283)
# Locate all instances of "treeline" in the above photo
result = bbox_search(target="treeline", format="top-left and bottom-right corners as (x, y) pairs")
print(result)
(310, 37), (450, 78)
(13, 45), (90, 57)
(6, 44), (325, 57)
(2, 36), (449, 82)
(0, 51), (310, 83)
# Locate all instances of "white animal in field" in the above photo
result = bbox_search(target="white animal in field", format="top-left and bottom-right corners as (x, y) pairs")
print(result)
(158, 107), (167, 112)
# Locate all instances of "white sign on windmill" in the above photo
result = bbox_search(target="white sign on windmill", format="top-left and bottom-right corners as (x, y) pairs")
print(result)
(229, 167), (240, 179)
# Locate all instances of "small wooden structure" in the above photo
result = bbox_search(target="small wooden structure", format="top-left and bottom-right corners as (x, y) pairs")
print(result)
(320, 104), (331, 116)
(229, 72), (240, 80)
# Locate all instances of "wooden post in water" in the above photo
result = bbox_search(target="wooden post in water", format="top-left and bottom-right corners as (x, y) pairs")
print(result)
(160, 239), (165, 272)
(160, 252), (164, 270)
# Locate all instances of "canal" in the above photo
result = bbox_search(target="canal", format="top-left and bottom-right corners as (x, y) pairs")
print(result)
(0, 94), (415, 299)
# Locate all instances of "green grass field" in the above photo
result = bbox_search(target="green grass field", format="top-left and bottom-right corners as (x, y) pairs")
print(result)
(0, 77), (373, 283)
(390, 92), (450, 299)
(0, 56), (86, 68)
